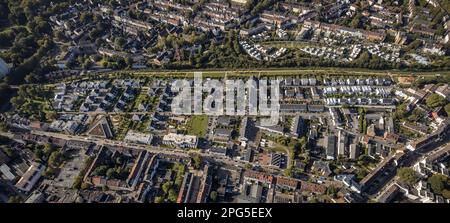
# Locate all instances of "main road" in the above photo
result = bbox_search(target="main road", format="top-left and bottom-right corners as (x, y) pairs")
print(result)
(0, 130), (283, 174)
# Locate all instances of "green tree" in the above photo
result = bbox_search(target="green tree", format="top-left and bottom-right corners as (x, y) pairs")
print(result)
(174, 165), (185, 187)
(444, 103), (450, 116)
(125, 57), (133, 69)
(192, 154), (202, 169)
(154, 196), (164, 203)
(428, 174), (448, 194)
(45, 111), (57, 121)
(168, 189), (178, 203)
(114, 37), (126, 50)
(397, 167), (419, 187)
(10, 96), (25, 108)
(106, 168), (117, 179)
(80, 12), (93, 24)
(81, 182), (90, 190)
(42, 167), (56, 178)
(73, 176), (82, 189)
(54, 30), (65, 41)
(48, 151), (63, 167)
(2, 147), (16, 158)
(350, 14), (362, 28)
(393, 102), (408, 121)
(82, 60), (93, 70)
(326, 186), (338, 198)
(284, 167), (293, 177)
(162, 181), (172, 194)
(43, 143), (54, 157)
(92, 165), (109, 176)
(8, 196), (22, 203)
(356, 168), (368, 181)
(442, 189), (450, 199)
(210, 191), (218, 202)
(0, 121), (8, 131)
(426, 94), (446, 109)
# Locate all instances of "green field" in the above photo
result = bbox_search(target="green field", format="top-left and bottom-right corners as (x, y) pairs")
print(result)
(186, 115), (208, 137)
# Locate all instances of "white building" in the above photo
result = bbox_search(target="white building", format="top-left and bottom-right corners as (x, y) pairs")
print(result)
(162, 133), (198, 148)
(124, 130), (153, 145)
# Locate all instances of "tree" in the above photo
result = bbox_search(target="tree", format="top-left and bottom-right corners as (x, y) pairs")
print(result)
(10, 96), (25, 108)
(114, 37), (126, 50)
(350, 14), (362, 28)
(42, 166), (56, 178)
(284, 167), (293, 177)
(73, 176), (82, 189)
(442, 189), (450, 199)
(174, 164), (185, 187)
(397, 167), (419, 187)
(192, 154), (202, 169)
(92, 165), (109, 176)
(162, 181), (172, 194)
(48, 151), (63, 167)
(210, 191), (218, 202)
(0, 121), (8, 132)
(356, 168), (368, 181)
(426, 94), (446, 109)
(2, 147), (16, 158)
(54, 30), (65, 41)
(428, 174), (448, 194)
(233, 38), (241, 54)
(80, 12), (93, 24)
(106, 168), (117, 179)
(102, 60), (108, 68)
(81, 182), (90, 190)
(82, 60), (93, 70)
(154, 196), (164, 203)
(43, 143), (54, 157)
(326, 186), (338, 198)
(125, 57), (133, 69)
(45, 111), (57, 121)
(8, 196), (22, 203)
(444, 103), (450, 116)
(168, 189), (177, 203)
(393, 102), (408, 120)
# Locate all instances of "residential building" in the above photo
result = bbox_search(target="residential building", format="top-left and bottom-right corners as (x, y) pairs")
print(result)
(162, 133), (198, 148)
(125, 130), (154, 145)
(15, 162), (46, 193)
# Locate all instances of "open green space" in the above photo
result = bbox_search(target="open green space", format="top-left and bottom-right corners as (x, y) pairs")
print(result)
(186, 115), (208, 137)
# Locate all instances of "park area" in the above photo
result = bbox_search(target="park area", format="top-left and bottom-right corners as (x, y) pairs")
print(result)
(186, 115), (208, 137)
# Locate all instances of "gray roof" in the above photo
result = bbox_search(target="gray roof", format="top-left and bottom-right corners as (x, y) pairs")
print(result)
(214, 128), (233, 137)
(326, 135), (337, 159)
(291, 116), (304, 137)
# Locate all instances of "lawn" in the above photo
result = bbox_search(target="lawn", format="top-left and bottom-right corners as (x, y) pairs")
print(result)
(186, 115), (208, 137)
